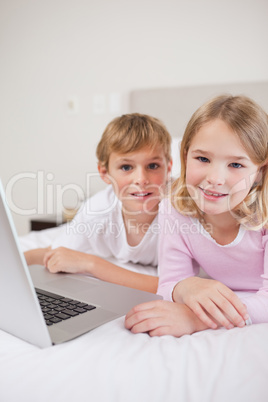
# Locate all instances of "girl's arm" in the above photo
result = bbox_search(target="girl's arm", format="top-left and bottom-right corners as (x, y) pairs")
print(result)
(235, 231), (268, 324)
(42, 247), (158, 293)
(172, 277), (249, 329)
(157, 200), (248, 329)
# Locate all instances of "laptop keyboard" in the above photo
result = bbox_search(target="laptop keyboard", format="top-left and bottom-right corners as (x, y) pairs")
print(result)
(35, 288), (96, 326)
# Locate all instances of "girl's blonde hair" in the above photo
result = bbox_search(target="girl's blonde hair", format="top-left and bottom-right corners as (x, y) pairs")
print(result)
(172, 94), (268, 230)
(96, 113), (172, 169)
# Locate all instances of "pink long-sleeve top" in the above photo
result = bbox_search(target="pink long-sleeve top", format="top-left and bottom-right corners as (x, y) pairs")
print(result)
(157, 199), (268, 324)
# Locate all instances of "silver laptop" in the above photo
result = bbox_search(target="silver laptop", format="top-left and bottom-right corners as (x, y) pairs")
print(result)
(0, 179), (161, 348)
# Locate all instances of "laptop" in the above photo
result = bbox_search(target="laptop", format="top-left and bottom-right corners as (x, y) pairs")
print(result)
(0, 179), (161, 348)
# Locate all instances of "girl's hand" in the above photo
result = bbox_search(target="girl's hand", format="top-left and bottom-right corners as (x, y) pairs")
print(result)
(125, 300), (207, 337)
(173, 277), (249, 330)
(43, 247), (92, 274)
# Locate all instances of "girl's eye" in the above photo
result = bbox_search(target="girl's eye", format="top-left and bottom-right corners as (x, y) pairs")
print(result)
(148, 163), (159, 170)
(197, 157), (209, 163)
(120, 165), (132, 172)
(230, 162), (242, 169)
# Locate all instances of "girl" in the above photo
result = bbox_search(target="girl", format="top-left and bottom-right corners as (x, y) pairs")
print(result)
(125, 95), (268, 337)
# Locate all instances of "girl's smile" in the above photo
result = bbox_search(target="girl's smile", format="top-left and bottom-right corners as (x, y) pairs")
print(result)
(198, 187), (228, 200)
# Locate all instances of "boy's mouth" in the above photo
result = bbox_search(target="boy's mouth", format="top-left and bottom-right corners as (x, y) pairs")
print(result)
(131, 192), (152, 198)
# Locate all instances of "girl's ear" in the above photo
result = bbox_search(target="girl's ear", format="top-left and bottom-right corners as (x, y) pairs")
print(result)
(254, 163), (268, 185)
(98, 164), (111, 185)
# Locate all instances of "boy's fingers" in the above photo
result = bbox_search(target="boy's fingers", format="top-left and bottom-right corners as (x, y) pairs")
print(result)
(125, 300), (162, 318)
(125, 309), (154, 331)
(43, 249), (54, 267)
(125, 301), (164, 329)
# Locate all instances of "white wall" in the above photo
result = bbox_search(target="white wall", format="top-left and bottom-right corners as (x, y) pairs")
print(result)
(1, 0), (268, 235)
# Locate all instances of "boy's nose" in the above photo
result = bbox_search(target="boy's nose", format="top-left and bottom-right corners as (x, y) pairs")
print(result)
(134, 168), (149, 186)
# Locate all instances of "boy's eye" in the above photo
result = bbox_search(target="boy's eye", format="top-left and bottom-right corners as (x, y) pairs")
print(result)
(197, 157), (209, 163)
(120, 164), (132, 172)
(230, 162), (242, 169)
(148, 163), (159, 170)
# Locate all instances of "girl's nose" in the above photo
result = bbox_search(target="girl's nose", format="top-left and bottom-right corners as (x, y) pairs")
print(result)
(206, 165), (225, 186)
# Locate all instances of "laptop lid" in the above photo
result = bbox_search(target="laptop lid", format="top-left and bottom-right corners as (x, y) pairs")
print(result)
(0, 179), (52, 347)
(0, 179), (161, 348)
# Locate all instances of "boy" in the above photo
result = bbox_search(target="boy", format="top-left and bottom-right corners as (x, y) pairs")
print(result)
(25, 113), (172, 293)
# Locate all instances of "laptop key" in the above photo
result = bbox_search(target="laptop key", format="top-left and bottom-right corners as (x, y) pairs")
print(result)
(84, 305), (96, 311)
(46, 303), (58, 309)
(50, 317), (63, 323)
(76, 303), (88, 308)
(44, 313), (54, 320)
(55, 312), (71, 320)
(74, 307), (87, 314)
(58, 302), (69, 308)
(61, 309), (79, 317)
(41, 307), (52, 313)
(40, 301), (50, 306)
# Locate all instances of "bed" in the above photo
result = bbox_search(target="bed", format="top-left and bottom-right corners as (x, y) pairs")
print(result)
(1, 82), (268, 402)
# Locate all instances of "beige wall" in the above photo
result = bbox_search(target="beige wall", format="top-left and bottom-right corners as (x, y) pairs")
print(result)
(1, 0), (268, 234)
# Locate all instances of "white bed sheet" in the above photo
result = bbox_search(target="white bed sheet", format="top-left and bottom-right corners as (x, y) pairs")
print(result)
(1, 319), (267, 402)
(0, 227), (267, 402)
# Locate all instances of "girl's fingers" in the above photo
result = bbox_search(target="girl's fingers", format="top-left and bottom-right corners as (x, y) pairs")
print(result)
(191, 294), (246, 329)
(189, 303), (219, 329)
(199, 299), (235, 329)
(219, 288), (249, 322)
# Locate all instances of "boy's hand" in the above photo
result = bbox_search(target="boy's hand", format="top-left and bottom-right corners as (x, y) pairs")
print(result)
(125, 300), (207, 337)
(173, 277), (249, 330)
(43, 247), (91, 274)
(24, 247), (51, 266)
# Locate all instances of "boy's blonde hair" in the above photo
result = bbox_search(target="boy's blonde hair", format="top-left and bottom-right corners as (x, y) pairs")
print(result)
(96, 113), (172, 169)
(172, 94), (268, 230)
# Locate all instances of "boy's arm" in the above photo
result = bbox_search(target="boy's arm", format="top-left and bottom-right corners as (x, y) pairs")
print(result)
(43, 247), (158, 293)
(24, 248), (51, 266)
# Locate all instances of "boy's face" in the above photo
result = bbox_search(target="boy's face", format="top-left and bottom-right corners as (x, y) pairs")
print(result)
(98, 146), (172, 217)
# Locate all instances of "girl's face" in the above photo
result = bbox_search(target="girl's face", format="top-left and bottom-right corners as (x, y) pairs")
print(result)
(185, 119), (260, 218)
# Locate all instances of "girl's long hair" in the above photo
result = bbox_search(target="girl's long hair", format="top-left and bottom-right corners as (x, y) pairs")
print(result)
(172, 95), (268, 230)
